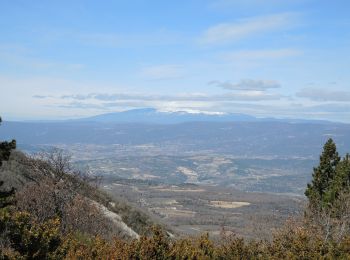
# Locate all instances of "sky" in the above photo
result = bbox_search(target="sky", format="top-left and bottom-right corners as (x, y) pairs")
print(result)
(1, 0), (350, 122)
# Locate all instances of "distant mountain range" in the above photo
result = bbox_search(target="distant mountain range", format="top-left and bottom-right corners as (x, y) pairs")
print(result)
(76, 108), (257, 124)
(1, 117), (349, 158)
(75, 108), (331, 124)
(1, 108), (349, 158)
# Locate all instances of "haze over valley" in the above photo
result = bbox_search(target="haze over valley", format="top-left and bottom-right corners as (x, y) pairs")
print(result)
(3, 109), (350, 195)
(2, 110), (349, 238)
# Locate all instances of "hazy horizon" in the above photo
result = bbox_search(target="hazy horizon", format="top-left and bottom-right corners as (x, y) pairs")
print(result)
(3, 107), (349, 125)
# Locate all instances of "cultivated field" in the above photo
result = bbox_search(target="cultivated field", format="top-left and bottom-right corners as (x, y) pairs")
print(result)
(102, 178), (304, 239)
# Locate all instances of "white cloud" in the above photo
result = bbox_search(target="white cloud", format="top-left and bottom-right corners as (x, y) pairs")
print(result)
(208, 101), (350, 122)
(42, 91), (282, 103)
(199, 13), (296, 45)
(0, 46), (85, 71)
(209, 79), (281, 91)
(140, 65), (185, 80)
(82, 99), (350, 123)
(209, 0), (307, 9)
(78, 29), (186, 48)
(222, 49), (302, 61)
(296, 88), (350, 102)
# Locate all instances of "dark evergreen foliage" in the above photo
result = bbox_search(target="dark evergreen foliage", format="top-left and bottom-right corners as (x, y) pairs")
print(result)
(0, 117), (16, 167)
(0, 116), (16, 208)
(305, 138), (341, 209)
(0, 181), (15, 208)
(326, 153), (350, 207)
(305, 138), (350, 232)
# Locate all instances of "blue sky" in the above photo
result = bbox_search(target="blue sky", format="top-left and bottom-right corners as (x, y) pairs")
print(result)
(1, 0), (350, 122)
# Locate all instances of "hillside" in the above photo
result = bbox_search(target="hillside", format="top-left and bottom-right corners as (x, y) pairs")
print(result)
(2, 142), (350, 259)
(1, 117), (350, 258)
(0, 150), (161, 239)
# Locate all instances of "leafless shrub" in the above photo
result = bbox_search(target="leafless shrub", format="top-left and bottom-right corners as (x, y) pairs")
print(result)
(15, 177), (115, 238)
(304, 191), (350, 243)
(37, 148), (72, 181)
(13, 148), (115, 238)
(31, 148), (103, 188)
(62, 194), (112, 236)
(15, 177), (74, 223)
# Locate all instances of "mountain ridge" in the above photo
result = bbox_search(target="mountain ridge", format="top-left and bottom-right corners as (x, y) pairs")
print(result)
(4, 108), (343, 125)
(72, 108), (334, 125)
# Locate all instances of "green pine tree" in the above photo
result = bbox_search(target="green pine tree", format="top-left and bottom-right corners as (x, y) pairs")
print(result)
(0, 117), (16, 167)
(0, 116), (16, 208)
(0, 181), (15, 208)
(325, 154), (350, 208)
(305, 138), (340, 209)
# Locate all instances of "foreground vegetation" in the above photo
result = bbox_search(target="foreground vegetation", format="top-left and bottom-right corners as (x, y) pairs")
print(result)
(2, 212), (350, 259)
(1, 116), (350, 258)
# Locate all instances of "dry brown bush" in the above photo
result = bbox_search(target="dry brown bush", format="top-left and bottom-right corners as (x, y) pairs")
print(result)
(15, 178), (114, 238)
(304, 191), (350, 243)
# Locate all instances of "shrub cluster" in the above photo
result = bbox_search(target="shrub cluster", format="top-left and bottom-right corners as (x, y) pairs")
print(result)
(2, 210), (350, 259)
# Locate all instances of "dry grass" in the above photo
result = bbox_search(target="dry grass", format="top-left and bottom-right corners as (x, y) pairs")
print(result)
(209, 200), (250, 209)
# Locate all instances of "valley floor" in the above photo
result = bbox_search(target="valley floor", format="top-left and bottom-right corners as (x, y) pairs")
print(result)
(102, 178), (304, 240)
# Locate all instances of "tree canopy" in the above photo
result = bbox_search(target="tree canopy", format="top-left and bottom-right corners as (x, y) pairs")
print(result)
(305, 138), (350, 213)
(0, 117), (16, 167)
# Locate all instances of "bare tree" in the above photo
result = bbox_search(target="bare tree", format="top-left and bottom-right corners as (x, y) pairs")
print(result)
(14, 148), (113, 237)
